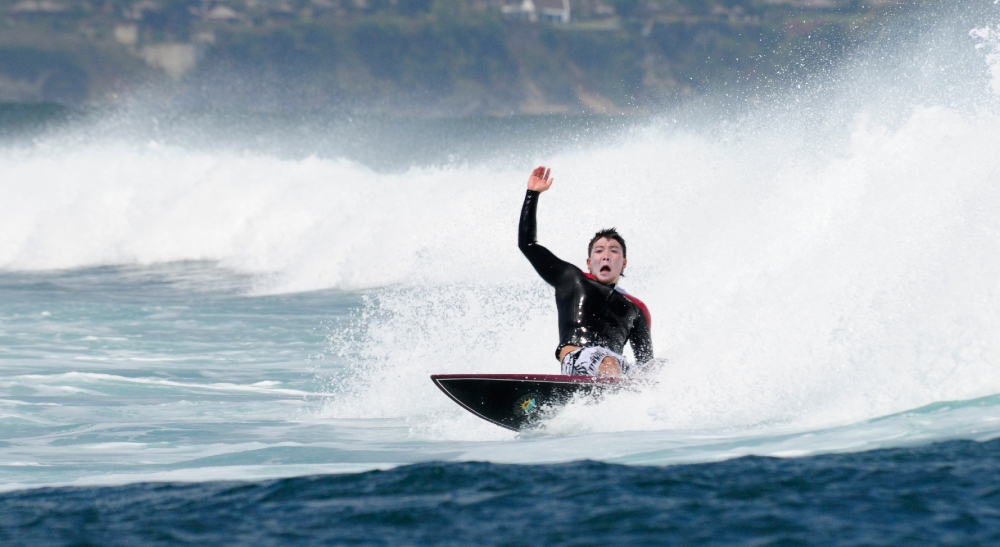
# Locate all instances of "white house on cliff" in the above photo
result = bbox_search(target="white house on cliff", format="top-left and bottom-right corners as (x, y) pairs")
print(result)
(502, 0), (571, 24)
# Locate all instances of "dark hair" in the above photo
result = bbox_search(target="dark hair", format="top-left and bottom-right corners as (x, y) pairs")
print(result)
(588, 228), (626, 258)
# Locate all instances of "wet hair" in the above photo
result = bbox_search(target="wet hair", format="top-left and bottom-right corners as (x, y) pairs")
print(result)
(588, 228), (626, 258)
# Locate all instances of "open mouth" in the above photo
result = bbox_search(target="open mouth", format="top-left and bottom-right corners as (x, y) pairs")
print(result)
(600, 265), (611, 274)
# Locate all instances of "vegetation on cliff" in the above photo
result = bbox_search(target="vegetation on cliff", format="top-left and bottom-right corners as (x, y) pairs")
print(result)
(0, 0), (913, 113)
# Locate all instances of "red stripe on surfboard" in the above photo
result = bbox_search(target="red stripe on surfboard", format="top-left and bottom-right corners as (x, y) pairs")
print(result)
(430, 373), (623, 385)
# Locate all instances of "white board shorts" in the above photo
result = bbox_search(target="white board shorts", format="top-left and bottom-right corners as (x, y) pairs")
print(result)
(560, 346), (628, 377)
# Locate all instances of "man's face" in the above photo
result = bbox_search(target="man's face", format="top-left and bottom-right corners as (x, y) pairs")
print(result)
(587, 237), (627, 285)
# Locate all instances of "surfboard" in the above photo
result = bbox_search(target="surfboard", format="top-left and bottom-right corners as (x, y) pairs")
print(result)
(430, 373), (627, 431)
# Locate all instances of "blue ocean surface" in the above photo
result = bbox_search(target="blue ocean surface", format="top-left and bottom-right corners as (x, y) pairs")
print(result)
(2, 440), (999, 546)
(4, 1), (1000, 544)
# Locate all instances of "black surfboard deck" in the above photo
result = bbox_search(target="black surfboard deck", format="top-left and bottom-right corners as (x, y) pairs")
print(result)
(430, 374), (627, 431)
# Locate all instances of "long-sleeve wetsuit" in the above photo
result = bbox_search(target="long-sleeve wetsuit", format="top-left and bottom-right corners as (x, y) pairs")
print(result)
(518, 190), (654, 363)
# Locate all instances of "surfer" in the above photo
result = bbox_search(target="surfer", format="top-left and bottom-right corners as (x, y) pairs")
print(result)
(519, 166), (653, 377)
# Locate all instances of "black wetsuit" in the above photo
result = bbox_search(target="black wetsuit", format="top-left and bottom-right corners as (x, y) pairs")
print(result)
(518, 190), (654, 363)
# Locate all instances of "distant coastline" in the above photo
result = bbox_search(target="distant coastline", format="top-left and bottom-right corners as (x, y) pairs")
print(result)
(0, 0), (911, 114)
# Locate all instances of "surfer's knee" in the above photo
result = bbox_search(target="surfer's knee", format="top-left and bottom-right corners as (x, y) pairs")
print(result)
(598, 356), (622, 377)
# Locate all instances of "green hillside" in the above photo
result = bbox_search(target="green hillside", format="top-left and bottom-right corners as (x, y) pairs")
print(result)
(0, 0), (912, 113)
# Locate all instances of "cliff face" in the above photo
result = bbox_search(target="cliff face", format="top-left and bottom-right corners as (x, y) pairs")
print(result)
(0, 0), (911, 113)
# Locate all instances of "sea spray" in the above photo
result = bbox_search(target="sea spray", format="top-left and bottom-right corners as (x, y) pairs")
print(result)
(319, 1), (1000, 440)
(972, 23), (1000, 93)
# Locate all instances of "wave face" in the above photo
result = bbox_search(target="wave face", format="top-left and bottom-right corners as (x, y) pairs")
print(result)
(2, 0), (1000, 489)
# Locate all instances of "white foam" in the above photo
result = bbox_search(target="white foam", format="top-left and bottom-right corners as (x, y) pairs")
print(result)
(972, 24), (1000, 94)
(14, 372), (323, 397)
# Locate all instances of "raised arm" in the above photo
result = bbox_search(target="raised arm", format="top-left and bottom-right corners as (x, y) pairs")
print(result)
(519, 166), (575, 286)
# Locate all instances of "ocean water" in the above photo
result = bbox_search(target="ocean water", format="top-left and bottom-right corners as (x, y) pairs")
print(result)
(3, 1), (1000, 544)
(3, 440), (1000, 546)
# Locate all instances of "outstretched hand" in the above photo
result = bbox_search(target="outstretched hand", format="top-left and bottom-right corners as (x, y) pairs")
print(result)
(527, 166), (554, 193)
